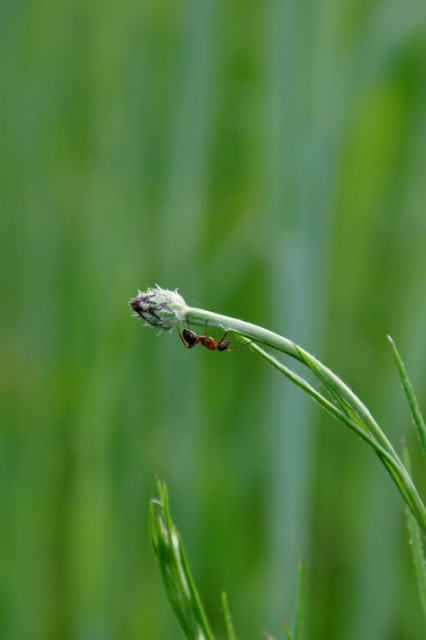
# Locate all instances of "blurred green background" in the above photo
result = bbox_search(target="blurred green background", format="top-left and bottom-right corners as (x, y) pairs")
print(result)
(1, 1), (425, 638)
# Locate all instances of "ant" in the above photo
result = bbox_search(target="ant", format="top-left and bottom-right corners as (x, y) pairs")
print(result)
(178, 325), (249, 352)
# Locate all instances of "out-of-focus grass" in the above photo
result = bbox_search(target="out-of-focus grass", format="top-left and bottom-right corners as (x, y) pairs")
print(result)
(0, 1), (424, 639)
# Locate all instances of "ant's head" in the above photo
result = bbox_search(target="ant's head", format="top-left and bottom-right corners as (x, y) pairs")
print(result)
(217, 340), (230, 352)
(182, 328), (198, 346)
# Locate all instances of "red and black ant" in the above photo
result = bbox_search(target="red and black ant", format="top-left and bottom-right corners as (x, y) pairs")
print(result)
(178, 325), (249, 352)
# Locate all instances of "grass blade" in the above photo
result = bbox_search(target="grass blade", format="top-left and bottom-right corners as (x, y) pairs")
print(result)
(244, 338), (426, 535)
(150, 480), (215, 640)
(388, 335), (426, 460)
(402, 444), (426, 622)
(221, 591), (237, 640)
(293, 562), (305, 640)
(245, 339), (400, 466)
(281, 620), (294, 640)
(291, 343), (426, 533)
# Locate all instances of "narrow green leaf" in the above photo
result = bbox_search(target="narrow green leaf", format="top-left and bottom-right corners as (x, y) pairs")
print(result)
(176, 527), (215, 640)
(245, 340), (399, 466)
(150, 499), (193, 636)
(388, 335), (426, 460)
(221, 591), (237, 640)
(291, 343), (407, 470)
(403, 445), (426, 622)
(150, 481), (215, 640)
(245, 339), (426, 535)
(293, 562), (305, 640)
(281, 620), (294, 640)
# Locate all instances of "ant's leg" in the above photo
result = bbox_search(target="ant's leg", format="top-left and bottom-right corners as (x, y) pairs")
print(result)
(178, 329), (190, 349)
(227, 342), (252, 352)
(217, 331), (230, 347)
(226, 337), (253, 352)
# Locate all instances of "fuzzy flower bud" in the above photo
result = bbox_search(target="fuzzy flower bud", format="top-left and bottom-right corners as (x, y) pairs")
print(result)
(129, 286), (188, 330)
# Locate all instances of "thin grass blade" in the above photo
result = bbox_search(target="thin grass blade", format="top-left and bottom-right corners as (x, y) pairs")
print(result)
(281, 620), (295, 640)
(150, 480), (215, 640)
(292, 344), (397, 456)
(293, 562), (305, 640)
(402, 444), (426, 621)
(388, 335), (426, 460)
(244, 339), (399, 465)
(244, 339), (426, 535)
(221, 591), (237, 640)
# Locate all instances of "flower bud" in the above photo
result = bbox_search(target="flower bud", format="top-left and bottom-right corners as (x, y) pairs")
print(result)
(129, 286), (188, 330)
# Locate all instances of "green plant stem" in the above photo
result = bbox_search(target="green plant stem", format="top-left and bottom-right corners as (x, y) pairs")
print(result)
(187, 306), (301, 358)
(189, 306), (393, 450)
(244, 339), (396, 462)
(185, 306), (426, 535)
(246, 338), (426, 536)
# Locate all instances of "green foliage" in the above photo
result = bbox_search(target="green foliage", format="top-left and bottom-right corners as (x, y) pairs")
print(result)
(150, 480), (215, 640)
(0, 0), (424, 638)
(149, 305), (425, 637)
(150, 480), (304, 640)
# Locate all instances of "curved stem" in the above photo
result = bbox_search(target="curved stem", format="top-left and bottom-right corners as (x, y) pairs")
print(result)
(186, 306), (426, 535)
(187, 307), (302, 359)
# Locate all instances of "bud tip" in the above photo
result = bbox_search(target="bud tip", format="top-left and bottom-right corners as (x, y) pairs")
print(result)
(129, 285), (188, 330)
